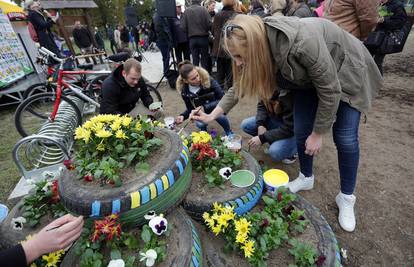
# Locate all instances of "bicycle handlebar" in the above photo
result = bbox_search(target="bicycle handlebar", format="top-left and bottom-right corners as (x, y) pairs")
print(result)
(39, 47), (63, 63)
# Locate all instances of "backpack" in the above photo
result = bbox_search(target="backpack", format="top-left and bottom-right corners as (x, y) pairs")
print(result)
(28, 22), (38, 42)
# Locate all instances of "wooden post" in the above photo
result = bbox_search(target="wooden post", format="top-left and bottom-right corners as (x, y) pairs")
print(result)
(56, 13), (76, 56)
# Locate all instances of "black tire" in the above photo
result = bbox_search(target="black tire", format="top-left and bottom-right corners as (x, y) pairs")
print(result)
(58, 128), (191, 224)
(183, 151), (264, 220)
(14, 92), (83, 137)
(61, 208), (202, 267)
(147, 84), (163, 104)
(23, 82), (56, 99)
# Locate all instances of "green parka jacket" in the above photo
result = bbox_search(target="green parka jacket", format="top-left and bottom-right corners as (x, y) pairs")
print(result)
(218, 16), (383, 133)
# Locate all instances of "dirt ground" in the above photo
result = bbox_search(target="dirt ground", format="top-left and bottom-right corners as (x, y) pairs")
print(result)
(156, 33), (414, 266)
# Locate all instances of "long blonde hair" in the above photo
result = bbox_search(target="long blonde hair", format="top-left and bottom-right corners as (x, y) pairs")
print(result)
(223, 14), (276, 105)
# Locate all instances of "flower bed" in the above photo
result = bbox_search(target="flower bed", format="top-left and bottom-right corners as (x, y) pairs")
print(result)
(182, 131), (263, 219)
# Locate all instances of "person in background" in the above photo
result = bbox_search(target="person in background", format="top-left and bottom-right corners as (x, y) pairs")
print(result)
(0, 214), (83, 267)
(180, 0), (212, 70)
(114, 25), (122, 52)
(153, 11), (174, 75)
(241, 89), (297, 164)
(175, 60), (233, 136)
(313, 0), (325, 17)
(106, 24), (117, 54)
(249, 0), (269, 18)
(269, 0), (287, 16)
(324, 0), (379, 41)
(370, 0), (408, 74)
(72, 21), (96, 64)
(207, 0), (217, 18)
(132, 25), (141, 51)
(26, 0), (62, 57)
(212, 0), (237, 90)
(192, 15), (382, 232)
(101, 59), (155, 115)
(172, 3), (191, 63)
(94, 27), (105, 52)
(120, 25), (130, 50)
(285, 0), (313, 17)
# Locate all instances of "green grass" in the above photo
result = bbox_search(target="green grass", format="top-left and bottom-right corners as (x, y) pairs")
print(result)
(0, 108), (22, 204)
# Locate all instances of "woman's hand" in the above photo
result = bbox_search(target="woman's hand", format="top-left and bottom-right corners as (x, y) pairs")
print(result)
(248, 136), (262, 147)
(190, 108), (212, 124)
(305, 132), (323, 156)
(175, 115), (184, 124)
(22, 214), (84, 264)
(258, 126), (267, 136)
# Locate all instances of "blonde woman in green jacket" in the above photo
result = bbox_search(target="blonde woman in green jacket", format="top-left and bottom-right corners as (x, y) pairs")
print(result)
(192, 15), (383, 232)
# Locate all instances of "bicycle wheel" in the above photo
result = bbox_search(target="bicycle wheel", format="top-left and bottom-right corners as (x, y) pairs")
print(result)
(23, 82), (56, 99)
(147, 84), (163, 104)
(83, 74), (109, 116)
(14, 93), (83, 137)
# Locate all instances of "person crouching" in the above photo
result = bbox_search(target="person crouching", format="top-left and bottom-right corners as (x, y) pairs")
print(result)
(175, 60), (233, 136)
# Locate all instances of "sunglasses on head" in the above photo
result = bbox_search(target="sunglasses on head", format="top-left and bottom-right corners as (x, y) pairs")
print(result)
(223, 24), (243, 39)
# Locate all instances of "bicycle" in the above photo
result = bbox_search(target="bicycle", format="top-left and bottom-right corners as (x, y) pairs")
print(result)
(14, 47), (163, 137)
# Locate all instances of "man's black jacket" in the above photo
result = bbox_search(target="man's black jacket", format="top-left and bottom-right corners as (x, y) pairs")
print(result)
(100, 64), (153, 115)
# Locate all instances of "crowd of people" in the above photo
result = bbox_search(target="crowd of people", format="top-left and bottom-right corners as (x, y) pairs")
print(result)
(3, 0), (410, 265)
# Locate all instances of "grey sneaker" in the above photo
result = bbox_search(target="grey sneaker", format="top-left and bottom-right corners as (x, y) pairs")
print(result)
(287, 172), (314, 193)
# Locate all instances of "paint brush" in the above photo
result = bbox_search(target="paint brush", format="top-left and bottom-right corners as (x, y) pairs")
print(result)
(177, 107), (202, 135)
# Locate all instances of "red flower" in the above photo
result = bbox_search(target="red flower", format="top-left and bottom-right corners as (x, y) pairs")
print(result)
(315, 254), (326, 267)
(90, 229), (100, 242)
(260, 218), (269, 228)
(83, 175), (93, 182)
(63, 159), (75, 170)
(277, 192), (283, 202)
(191, 143), (217, 161)
(50, 180), (60, 203)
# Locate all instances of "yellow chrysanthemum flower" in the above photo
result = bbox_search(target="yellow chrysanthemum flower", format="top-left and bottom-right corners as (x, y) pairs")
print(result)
(236, 232), (247, 244)
(212, 224), (222, 235)
(42, 250), (63, 267)
(110, 119), (122, 131)
(74, 127), (91, 143)
(217, 214), (230, 229)
(95, 129), (112, 138)
(212, 202), (224, 213)
(83, 120), (94, 130)
(241, 240), (255, 258)
(191, 131), (212, 144)
(135, 122), (142, 131)
(235, 218), (251, 237)
(97, 143), (105, 151)
(115, 130), (128, 139)
(121, 116), (132, 127)
(92, 122), (104, 132)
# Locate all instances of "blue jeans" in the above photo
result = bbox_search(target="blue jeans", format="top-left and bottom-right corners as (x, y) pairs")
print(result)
(156, 41), (170, 75)
(196, 115), (233, 136)
(240, 116), (297, 162)
(293, 89), (361, 195)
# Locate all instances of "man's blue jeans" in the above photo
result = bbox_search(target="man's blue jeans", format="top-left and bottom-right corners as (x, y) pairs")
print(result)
(241, 116), (297, 162)
(196, 115), (233, 136)
(294, 89), (361, 195)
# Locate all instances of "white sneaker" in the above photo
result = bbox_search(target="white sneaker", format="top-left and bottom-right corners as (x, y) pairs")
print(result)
(335, 192), (356, 232)
(282, 155), (297, 165)
(287, 172), (314, 193)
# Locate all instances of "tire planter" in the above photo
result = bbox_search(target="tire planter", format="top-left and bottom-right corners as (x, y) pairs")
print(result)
(182, 151), (263, 220)
(61, 207), (203, 267)
(58, 128), (192, 227)
(0, 200), (52, 249)
(194, 195), (341, 267)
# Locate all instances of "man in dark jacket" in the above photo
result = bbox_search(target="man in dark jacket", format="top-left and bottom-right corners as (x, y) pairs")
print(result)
(72, 21), (96, 63)
(241, 89), (297, 164)
(106, 24), (117, 54)
(172, 4), (191, 63)
(100, 59), (154, 115)
(26, 1), (61, 57)
(249, 0), (269, 18)
(153, 11), (174, 75)
(180, 0), (212, 70)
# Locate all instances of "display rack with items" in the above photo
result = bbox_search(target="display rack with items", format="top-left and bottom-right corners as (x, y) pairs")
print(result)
(0, 8), (33, 89)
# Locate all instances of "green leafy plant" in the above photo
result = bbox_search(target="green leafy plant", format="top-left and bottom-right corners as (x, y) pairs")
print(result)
(203, 188), (319, 267)
(72, 114), (162, 187)
(188, 131), (242, 187)
(139, 224), (168, 263)
(20, 179), (66, 227)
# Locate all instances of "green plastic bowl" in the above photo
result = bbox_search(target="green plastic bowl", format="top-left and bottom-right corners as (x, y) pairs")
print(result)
(229, 170), (255, 188)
